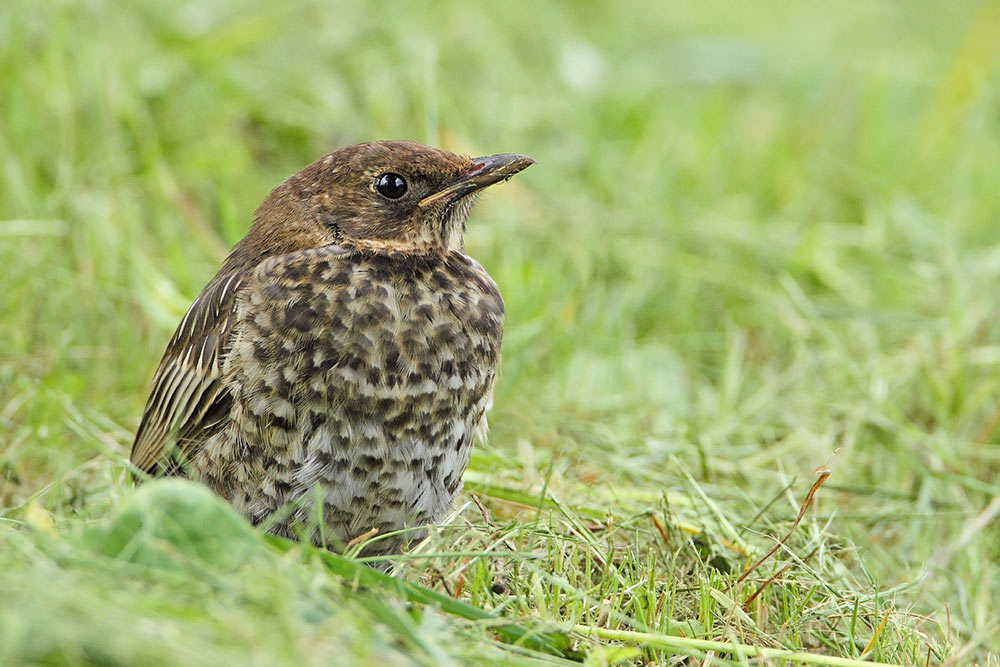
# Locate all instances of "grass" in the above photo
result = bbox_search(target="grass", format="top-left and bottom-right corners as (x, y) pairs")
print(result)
(2, 0), (1000, 663)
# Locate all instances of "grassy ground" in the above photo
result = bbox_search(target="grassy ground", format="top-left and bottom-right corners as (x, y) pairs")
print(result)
(2, 0), (999, 664)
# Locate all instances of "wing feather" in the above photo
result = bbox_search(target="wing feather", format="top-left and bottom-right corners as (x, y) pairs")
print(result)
(130, 272), (246, 474)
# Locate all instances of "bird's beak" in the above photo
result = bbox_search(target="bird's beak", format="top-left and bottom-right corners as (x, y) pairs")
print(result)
(419, 153), (535, 208)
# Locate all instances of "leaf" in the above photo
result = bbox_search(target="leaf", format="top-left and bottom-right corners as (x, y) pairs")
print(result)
(82, 479), (267, 573)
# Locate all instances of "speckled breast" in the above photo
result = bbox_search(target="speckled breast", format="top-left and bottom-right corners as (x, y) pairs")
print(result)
(194, 245), (504, 553)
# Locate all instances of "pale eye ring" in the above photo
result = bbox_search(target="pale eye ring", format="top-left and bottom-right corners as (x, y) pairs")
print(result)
(374, 172), (407, 199)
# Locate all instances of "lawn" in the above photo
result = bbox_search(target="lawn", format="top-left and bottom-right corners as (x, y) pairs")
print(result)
(2, 1), (999, 664)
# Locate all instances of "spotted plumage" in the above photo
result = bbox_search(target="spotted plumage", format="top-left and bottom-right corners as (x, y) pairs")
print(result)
(131, 140), (533, 555)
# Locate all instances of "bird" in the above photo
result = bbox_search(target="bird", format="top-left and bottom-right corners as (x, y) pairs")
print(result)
(129, 140), (534, 557)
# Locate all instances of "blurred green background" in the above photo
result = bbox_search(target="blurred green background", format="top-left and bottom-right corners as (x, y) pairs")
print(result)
(2, 1), (1000, 664)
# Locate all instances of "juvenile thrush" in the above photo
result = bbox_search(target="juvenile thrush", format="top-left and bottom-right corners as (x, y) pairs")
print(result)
(130, 140), (534, 555)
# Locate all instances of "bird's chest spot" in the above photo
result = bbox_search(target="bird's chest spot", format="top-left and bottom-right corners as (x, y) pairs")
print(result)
(230, 253), (502, 455)
(304, 259), (503, 411)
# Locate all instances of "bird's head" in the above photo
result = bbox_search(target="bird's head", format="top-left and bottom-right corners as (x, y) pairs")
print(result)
(230, 140), (533, 267)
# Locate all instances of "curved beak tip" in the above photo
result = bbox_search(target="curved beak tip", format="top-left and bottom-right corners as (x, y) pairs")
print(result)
(420, 152), (535, 207)
(469, 153), (535, 178)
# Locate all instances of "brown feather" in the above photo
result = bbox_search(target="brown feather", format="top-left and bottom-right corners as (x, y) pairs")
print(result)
(130, 270), (246, 474)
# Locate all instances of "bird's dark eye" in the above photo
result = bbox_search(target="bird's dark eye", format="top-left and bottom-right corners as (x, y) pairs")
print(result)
(374, 172), (407, 199)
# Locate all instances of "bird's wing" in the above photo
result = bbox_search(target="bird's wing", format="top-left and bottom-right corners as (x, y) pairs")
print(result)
(130, 271), (248, 475)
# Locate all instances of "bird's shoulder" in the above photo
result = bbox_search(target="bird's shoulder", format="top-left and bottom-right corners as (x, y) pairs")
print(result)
(130, 269), (249, 474)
